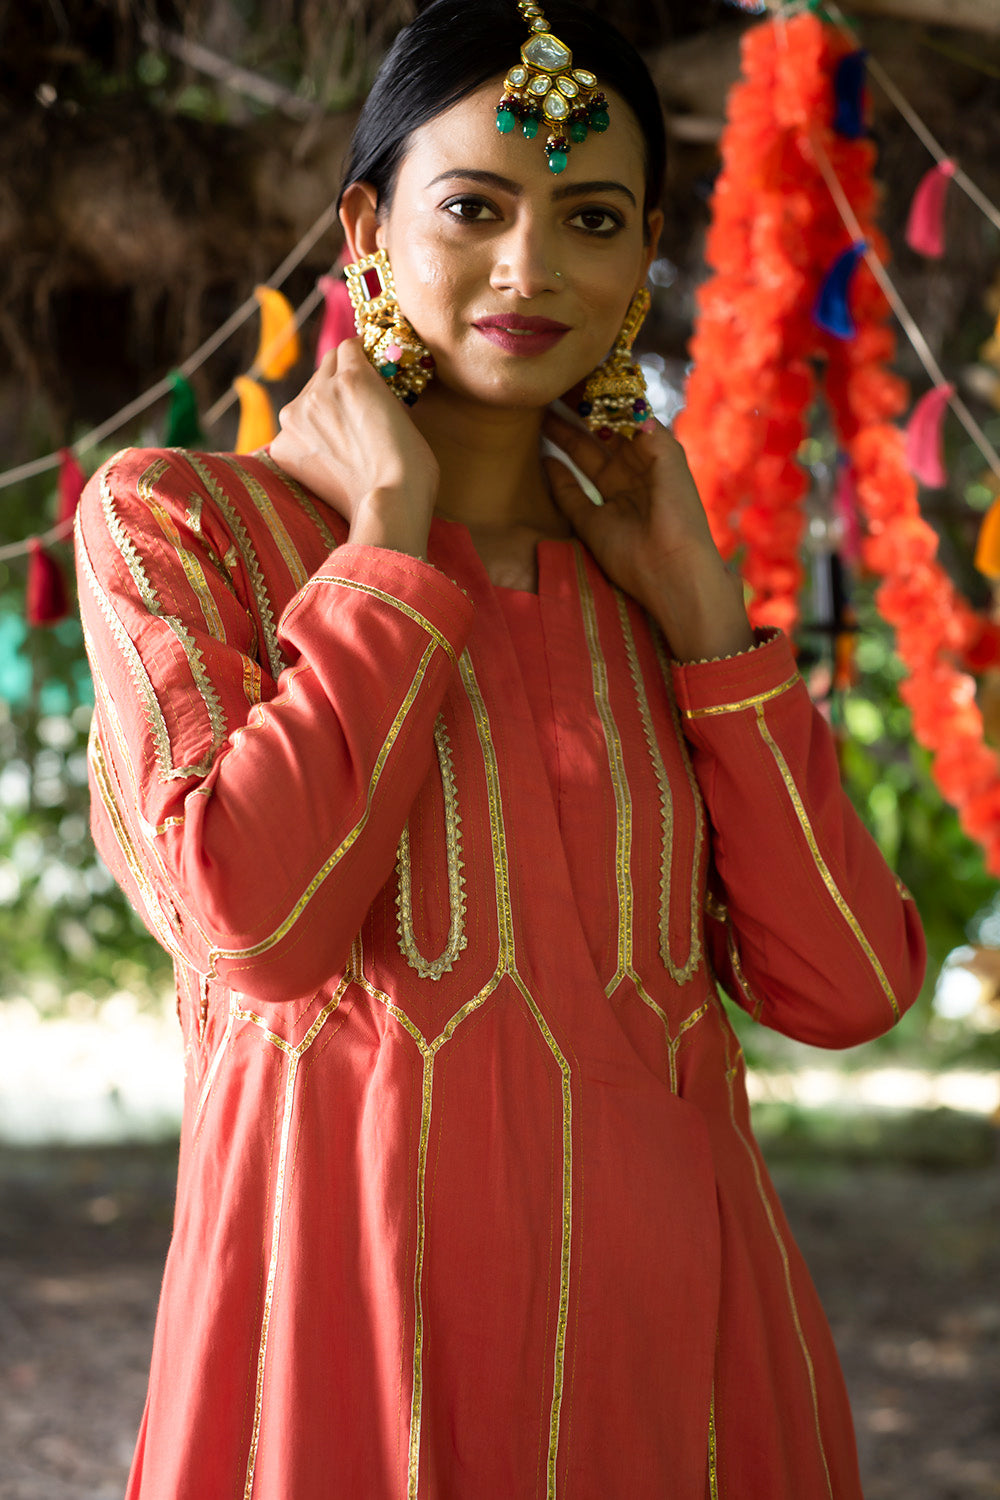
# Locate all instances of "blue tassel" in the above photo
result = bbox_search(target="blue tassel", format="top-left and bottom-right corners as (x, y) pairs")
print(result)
(833, 50), (868, 139)
(813, 242), (867, 340)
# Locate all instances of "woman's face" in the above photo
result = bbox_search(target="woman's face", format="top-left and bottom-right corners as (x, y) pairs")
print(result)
(345, 75), (662, 412)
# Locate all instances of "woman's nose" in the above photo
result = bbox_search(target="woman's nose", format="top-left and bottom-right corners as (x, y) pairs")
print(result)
(489, 223), (563, 299)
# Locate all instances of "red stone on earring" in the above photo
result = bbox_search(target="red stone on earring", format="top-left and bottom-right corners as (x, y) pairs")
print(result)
(361, 267), (383, 300)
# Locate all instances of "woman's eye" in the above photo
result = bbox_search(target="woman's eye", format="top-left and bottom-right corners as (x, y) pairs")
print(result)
(443, 197), (499, 222)
(570, 208), (624, 235)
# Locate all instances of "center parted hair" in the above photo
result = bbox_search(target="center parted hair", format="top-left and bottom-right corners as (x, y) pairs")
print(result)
(338, 0), (667, 224)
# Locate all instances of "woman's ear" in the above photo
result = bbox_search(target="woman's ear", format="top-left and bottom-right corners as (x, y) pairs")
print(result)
(338, 182), (381, 262)
(638, 208), (665, 287)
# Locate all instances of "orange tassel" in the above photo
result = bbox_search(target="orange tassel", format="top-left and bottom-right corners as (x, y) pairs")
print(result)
(975, 496), (1000, 579)
(904, 384), (952, 487)
(253, 286), (300, 380)
(905, 160), (955, 259)
(57, 449), (86, 524)
(26, 539), (70, 625)
(234, 376), (278, 453)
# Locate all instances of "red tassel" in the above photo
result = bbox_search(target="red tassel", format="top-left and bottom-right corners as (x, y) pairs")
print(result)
(26, 539), (70, 626)
(905, 160), (955, 259)
(905, 383), (953, 487)
(315, 275), (357, 367)
(57, 448), (86, 524)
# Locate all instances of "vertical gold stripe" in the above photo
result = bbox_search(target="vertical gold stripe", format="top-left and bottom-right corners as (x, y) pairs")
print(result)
(755, 705), (900, 1022)
(243, 1050), (299, 1500)
(186, 453), (285, 680)
(397, 715), (468, 980)
(457, 652), (516, 967)
(406, 1050), (434, 1499)
(146, 496), (227, 641)
(221, 455), (309, 591)
(574, 548), (633, 985)
(616, 596), (703, 984)
(721, 1027), (834, 1500)
(257, 451), (339, 551)
(708, 1382), (719, 1499)
(513, 974), (572, 1500)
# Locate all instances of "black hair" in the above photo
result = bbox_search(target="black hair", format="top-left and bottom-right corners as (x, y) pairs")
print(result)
(338, 0), (666, 226)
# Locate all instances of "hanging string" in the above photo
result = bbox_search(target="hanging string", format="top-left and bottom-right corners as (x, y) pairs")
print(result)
(202, 280), (326, 428)
(808, 126), (1000, 485)
(823, 0), (1000, 236)
(0, 198), (341, 495)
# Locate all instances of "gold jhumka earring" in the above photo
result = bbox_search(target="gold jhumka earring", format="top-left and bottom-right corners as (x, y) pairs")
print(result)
(577, 288), (653, 439)
(343, 248), (436, 406)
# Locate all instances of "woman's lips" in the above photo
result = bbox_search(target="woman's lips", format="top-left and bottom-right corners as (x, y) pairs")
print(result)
(474, 321), (570, 356)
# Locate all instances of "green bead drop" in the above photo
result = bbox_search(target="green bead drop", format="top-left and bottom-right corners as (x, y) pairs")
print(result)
(496, 109), (516, 134)
(569, 121), (588, 144)
(589, 109), (610, 133)
(380, 362), (399, 378)
(522, 116), (539, 139)
(547, 150), (568, 174)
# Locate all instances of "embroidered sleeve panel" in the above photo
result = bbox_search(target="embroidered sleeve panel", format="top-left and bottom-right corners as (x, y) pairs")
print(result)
(76, 449), (476, 1004)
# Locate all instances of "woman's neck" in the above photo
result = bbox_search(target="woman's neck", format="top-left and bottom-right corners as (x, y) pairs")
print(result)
(409, 386), (572, 540)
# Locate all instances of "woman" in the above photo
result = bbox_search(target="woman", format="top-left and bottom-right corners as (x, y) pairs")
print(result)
(76, 2), (925, 1495)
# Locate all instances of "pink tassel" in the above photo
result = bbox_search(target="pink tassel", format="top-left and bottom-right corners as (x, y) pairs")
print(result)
(57, 448), (86, 524)
(905, 160), (955, 259)
(26, 539), (70, 626)
(905, 384), (953, 487)
(315, 276), (357, 366)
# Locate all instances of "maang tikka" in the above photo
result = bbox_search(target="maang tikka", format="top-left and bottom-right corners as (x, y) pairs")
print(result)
(343, 248), (436, 406)
(577, 288), (653, 440)
(496, 2), (609, 174)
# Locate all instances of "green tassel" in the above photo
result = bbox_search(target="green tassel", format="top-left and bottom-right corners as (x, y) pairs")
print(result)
(164, 371), (204, 448)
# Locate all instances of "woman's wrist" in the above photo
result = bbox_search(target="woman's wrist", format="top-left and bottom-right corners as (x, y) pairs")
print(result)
(642, 553), (753, 663)
(349, 487), (435, 561)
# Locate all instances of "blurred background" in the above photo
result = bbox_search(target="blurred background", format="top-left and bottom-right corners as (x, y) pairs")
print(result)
(1, 0), (999, 1496)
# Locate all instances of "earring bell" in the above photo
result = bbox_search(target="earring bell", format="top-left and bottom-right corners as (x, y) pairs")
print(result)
(343, 248), (435, 407)
(577, 288), (652, 439)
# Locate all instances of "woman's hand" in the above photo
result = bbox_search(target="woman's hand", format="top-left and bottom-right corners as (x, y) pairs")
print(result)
(541, 409), (753, 662)
(269, 339), (440, 560)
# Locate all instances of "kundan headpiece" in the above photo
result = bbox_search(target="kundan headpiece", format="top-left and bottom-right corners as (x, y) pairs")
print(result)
(496, 2), (610, 174)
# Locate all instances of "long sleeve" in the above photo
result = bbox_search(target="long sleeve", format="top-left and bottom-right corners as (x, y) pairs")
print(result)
(76, 447), (474, 1004)
(670, 631), (926, 1047)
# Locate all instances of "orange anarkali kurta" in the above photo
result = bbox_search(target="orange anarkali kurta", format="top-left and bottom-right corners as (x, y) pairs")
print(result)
(76, 445), (925, 1500)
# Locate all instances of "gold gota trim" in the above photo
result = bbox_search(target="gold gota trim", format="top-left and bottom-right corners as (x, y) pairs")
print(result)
(209, 642), (437, 966)
(396, 715), (468, 980)
(87, 718), (184, 958)
(258, 451), (339, 551)
(681, 674), (799, 719)
(721, 1027), (834, 1500)
(574, 547), (634, 985)
(616, 596), (703, 984)
(145, 492), (226, 642)
(78, 514), (176, 779)
(221, 456), (309, 592)
(708, 1382), (719, 1499)
(755, 705), (901, 1022)
(894, 873), (914, 901)
(106, 462), (229, 776)
(185, 453), (285, 680)
(288, 574), (463, 672)
(457, 651), (517, 967)
(193, 1001), (236, 1133)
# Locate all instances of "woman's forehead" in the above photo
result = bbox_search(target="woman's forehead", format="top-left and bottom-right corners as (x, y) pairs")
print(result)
(397, 77), (646, 201)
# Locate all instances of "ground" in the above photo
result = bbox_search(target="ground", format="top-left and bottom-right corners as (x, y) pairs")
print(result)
(0, 1143), (997, 1499)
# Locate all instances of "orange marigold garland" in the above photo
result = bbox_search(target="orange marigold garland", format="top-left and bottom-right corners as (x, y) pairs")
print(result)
(676, 11), (1000, 874)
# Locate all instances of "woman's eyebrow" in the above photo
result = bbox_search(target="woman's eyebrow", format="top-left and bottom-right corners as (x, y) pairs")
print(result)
(426, 168), (637, 208)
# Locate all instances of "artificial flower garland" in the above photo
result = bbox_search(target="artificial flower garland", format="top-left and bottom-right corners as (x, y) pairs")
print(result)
(675, 10), (1000, 875)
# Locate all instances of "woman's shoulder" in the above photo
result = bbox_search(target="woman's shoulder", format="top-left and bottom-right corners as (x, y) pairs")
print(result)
(79, 446), (348, 558)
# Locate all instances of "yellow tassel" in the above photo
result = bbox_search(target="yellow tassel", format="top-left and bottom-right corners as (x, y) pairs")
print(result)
(234, 376), (277, 453)
(253, 285), (300, 379)
(975, 495), (1000, 579)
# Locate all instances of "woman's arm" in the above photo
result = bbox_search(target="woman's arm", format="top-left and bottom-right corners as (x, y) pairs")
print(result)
(77, 444), (473, 1006)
